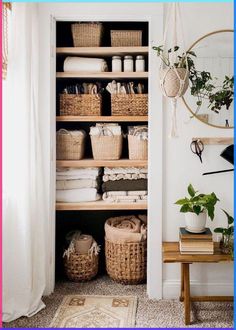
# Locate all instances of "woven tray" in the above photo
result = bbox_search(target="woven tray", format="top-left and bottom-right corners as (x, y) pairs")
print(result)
(111, 30), (142, 47)
(105, 239), (147, 284)
(60, 94), (102, 116)
(56, 129), (85, 160)
(90, 135), (123, 160)
(71, 22), (103, 47)
(111, 94), (148, 116)
(64, 252), (99, 282)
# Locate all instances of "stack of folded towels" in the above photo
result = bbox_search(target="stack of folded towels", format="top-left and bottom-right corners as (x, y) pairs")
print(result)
(56, 167), (101, 202)
(105, 215), (147, 243)
(102, 167), (148, 203)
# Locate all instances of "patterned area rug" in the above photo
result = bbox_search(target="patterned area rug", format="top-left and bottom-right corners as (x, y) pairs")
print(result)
(50, 295), (137, 328)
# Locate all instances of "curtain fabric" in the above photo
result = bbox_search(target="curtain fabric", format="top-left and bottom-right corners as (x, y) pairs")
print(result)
(3, 3), (47, 322)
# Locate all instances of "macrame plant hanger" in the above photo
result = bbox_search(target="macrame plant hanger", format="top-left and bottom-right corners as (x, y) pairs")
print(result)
(160, 3), (189, 138)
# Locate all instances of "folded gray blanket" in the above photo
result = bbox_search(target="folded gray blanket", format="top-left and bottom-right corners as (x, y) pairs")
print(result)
(102, 179), (147, 192)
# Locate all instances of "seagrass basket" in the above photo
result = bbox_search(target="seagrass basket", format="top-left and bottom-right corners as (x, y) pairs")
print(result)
(56, 129), (85, 160)
(90, 134), (122, 160)
(159, 68), (189, 98)
(71, 22), (103, 47)
(64, 252), (99, 282)
(111, 30), (142, 47)
(128, 127), (148, 160)
(105, 239), (147, 284)
(111, 94), (148, 116)
(60, 94), (102, 116)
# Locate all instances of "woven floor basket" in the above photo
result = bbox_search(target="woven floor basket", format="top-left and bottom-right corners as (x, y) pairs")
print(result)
(111, 30), (142, 47)
(111, 94), (148, 116)
(90, 135), (122, 160)
(64, 252), (99, 282)
(56, 129), (85, 160)
(60, 94), (102, 116)
(159, 68), (189, 97)
(128, 135), (148, 160)
(71, 23), (103, 47)
(105, 239), (147, 284)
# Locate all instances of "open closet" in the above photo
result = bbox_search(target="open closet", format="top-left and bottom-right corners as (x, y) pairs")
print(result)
(55, 21), (149, 284)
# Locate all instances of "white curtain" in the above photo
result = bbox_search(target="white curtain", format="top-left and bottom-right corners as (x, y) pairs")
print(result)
(3, 3), (48, 322)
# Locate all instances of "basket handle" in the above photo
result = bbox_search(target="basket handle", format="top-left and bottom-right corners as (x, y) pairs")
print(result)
(57, 128), (71, 136)
(132, 127), (148, 137)
(97, 126), (115, 137)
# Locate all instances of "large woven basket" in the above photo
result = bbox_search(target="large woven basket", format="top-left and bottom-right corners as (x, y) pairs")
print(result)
(64, 252), (99, 282)
(90, 134), (122, 160)
(56, 129), (85, 160)
(128, 127), (148, 160)
(111, 94), (148, 116)
(105, 239), (147, 284)
(159, 68), (189, 98)
(60, 94), (102, 116)
(71, 23), (103, 47)
(111, 30), (142, 47)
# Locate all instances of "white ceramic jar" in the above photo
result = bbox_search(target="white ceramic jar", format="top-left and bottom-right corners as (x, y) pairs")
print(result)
(112, 56), (122, 72)
(124, 55), (134, 72)
(135, 55), (145, 72)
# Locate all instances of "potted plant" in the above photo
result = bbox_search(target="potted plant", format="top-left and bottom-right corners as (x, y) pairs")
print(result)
(214, 209), (234, 256)
(175, 184), (219, 233)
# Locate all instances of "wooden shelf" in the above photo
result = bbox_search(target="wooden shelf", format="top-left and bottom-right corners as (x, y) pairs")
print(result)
(56, 46), (149, 57)
(56, 115), (148, 122)
(56, 201), (147, 211)
(192, 137), (233, 145)
(56, 72), (148, 79)
(56, 159), (148, 168)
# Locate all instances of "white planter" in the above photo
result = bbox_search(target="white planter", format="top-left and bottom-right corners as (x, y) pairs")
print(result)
(185, 212), (207, 233)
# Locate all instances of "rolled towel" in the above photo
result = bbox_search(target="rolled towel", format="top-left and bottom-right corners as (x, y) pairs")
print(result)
(64, 57), (108, 72)
(75, 234), (93, 254)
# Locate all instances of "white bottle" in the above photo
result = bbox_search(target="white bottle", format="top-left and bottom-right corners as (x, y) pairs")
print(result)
(124, 55), (134, 72)
(112, 56), (122, 72)
(135, 55), (145, 72)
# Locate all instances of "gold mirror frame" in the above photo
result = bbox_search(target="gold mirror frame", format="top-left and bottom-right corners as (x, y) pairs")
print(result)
(182, 29), (234, 129)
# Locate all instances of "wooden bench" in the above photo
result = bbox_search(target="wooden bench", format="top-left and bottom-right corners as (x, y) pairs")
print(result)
(163, 242), (233, 325)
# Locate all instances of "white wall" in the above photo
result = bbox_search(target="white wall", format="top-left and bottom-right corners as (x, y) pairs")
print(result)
(38, 2), (234, 299)
(162, 2), (234, 298)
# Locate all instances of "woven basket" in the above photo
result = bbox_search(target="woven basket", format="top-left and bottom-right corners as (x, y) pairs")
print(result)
(60, 94), (102, 116)
(105, 239), (147, 284)
(71, 23), (103, 47)
(111, 30), (142, 47)
(159, 68), (189, 98)
(56, 129), (85, 160)
(111, 94), (148, 116)
(128, 127), (148, 160)
(64, 252), (99, 282)
(90, 128), (122, 160)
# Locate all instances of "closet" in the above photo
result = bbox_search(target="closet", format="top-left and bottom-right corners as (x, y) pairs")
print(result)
(55, 21), (149, 279)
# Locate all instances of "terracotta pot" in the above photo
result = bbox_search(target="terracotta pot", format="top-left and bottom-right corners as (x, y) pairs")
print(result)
(159, 67), (189, 98)
(185, 212), (207, 233)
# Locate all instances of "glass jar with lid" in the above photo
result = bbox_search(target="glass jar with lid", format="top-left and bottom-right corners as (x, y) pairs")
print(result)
(135, 55), (145, 72)
(112, 56), (122, 72)
(124, 55), (134, 72)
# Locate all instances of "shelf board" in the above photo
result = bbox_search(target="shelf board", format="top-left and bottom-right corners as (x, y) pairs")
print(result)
(192, 137), (233, 145)
(56, 72), (148, 79)
(56, 159), (147, 168)
(56, 115), (148, 122)
(56, 201), (147, 211)
(56, 46), (149, 57)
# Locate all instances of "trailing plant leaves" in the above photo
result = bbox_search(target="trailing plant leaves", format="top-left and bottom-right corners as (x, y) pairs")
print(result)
(214, 227), (224, 233)
(187, 184), (196, 197)
(193, 205), (201, 215)
(222, 209), (234, 225)
(175, 198), (189, 205)
(180, 204), (191, 213)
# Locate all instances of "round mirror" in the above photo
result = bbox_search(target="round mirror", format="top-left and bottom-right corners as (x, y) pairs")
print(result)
(182, 30), (234, 128)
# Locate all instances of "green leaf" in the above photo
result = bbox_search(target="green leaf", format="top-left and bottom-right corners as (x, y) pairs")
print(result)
(207, 204), (215, 221)
(175, 198), (189, 205)
(180, 204), (191, 213)
(187, 184), (196, 197)
(214, 228), (224, 233)
(193, 205), (201, 215)
(222, 209), (234, 225)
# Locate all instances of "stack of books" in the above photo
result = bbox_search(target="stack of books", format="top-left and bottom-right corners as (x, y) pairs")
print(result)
(179, 227), (214, 254)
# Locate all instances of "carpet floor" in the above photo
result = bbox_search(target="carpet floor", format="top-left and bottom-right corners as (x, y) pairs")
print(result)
(4, 275), (233, 328)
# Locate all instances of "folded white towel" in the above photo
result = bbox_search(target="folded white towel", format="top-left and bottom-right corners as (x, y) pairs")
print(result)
(56, 167), (101, 180)
(102, 191), (148, 203)
(56, 179), (98, 190)
(56, 188), (101, 203)
(64, 57), (108, 72)
(90, 125), (122, 136)
(104, 167), (148, 175)
(103, 173), (148, 182)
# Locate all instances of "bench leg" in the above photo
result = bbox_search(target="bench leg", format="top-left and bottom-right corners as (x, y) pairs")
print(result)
(180, 263), (184, 302)
(183, 263), (191, 325)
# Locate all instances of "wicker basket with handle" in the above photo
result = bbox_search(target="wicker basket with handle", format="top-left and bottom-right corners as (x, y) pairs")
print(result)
(128, 127), (148, 160)
(111, 30), (142, 47)
(56, 129), (85, 160)
(90, 127), (122, 160)
(105, 239), (147, 284)
(71, 22), (103, 47)
(64, 252), (99, 282)
(111, 94), (148, 116)
(60, 94), (102, 116)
